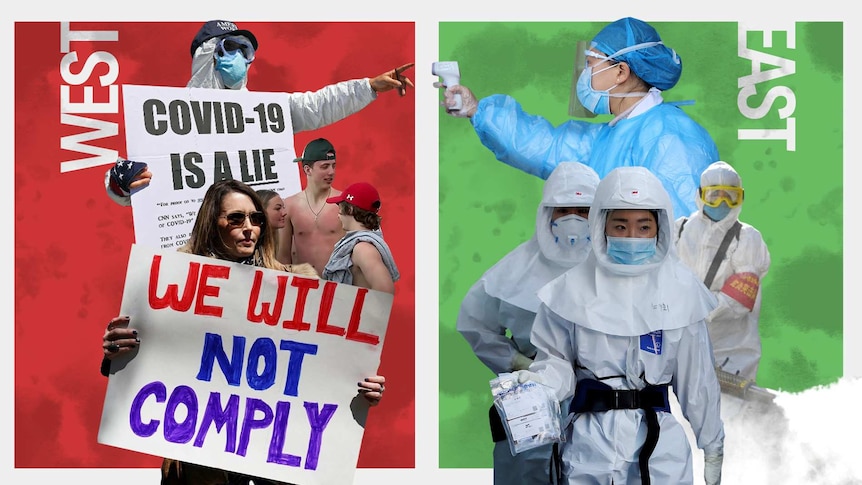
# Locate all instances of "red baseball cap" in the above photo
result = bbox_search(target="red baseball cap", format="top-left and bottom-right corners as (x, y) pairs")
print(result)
(326, 182), (381, 213)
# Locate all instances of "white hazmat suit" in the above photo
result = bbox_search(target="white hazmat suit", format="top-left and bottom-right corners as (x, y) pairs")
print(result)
(673, 161), (770, 382)
(526, 166), (725, 485)
(457, 162), (600, 485)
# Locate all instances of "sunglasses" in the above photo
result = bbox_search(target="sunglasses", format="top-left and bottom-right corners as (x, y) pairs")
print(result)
(221, 211), (266, 227)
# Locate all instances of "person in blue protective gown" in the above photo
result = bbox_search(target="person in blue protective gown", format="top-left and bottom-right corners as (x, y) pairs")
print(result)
(441, 17), (718, 219)
(515, 167), (725, 485)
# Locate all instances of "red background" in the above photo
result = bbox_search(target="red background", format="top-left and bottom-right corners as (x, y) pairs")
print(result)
(15, 21), (415, 469)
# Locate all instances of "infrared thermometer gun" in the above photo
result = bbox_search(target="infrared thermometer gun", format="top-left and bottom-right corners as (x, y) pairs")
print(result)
(432, 61), (462, 112)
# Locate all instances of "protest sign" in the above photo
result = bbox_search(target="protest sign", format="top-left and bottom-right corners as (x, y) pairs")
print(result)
(123, 85), (301, 250)
(98, 244), (392, 484)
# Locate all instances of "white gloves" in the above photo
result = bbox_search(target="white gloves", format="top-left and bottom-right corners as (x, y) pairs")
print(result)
(442, 85), (478, 118)
(513, 369), (544, 385)
(704, 449), (723, 485)
(511, 352), (534, 371)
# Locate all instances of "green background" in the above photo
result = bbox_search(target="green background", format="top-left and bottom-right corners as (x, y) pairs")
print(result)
(438, 21), (843, 468)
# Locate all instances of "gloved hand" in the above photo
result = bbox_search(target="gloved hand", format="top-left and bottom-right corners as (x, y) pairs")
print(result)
(513, 369), (544, 385)
(108, 158), (151, 197)
(434, 84), (478, 118)
(511, 352), (534, 371)
(704, 449), (723, 485)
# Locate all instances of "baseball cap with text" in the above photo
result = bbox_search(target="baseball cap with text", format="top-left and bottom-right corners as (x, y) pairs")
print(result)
(190, 20), (259, 58)
(326, 182), (381, 213)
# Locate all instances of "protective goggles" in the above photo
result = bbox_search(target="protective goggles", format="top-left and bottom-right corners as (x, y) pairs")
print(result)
(216, 35), (255, 62)
(221, 211), (266, 227)
(700, 185), (744, 208)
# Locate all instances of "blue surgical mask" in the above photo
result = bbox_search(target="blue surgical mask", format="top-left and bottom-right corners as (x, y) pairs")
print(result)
(215, 50), (249, 89)
(703, 202), (731, 222)
(551, 214), (590, 248)
(576, 63), (618, 115)
(606, 236), (657, 265)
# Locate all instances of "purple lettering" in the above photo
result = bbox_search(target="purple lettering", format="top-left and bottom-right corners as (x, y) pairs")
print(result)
(266, 401), (301, 466)
(236, 398), (273, 457)
(129, 381), (166, 437)
(164, 385), (198, 443)
(303, 401), (338, 470)
(194, 392), (240, 452)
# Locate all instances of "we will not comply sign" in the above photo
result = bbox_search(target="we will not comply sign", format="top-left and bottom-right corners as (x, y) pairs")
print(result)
(98, 244), (392, 485)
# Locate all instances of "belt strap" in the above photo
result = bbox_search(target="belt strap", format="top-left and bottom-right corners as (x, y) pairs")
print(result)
(570, 379), (669, 485)
(703, 220), (742, 288)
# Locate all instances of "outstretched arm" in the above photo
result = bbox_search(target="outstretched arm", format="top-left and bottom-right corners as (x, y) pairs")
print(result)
(288, 62), (414, 133)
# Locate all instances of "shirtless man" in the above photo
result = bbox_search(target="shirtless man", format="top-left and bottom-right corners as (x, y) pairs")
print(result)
(278, 138), (345, 275)
(322, 182), (400, 294)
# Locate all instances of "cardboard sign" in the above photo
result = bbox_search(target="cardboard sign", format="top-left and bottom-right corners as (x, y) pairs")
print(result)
(123, 85), (301, 250)
(98, 244), (392, 484)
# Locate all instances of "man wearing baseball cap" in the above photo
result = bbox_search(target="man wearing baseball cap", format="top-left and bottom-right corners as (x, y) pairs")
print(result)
(321, 182), (400, 294)
(278, 138), (345, 276)
(104, 20), (414, 207)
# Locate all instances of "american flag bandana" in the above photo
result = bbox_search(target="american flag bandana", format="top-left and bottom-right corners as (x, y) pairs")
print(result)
(108, 158), (148, 197)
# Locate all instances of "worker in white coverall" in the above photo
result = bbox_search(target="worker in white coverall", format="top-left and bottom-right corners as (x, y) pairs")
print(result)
(516, 166), (725, 485)
(457, 161), (600, 485)
(673, 161), (771, 382)
(104, 20), (413, 205)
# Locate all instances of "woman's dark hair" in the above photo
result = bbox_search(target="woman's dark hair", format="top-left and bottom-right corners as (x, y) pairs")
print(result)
(186, 179), (280, 268)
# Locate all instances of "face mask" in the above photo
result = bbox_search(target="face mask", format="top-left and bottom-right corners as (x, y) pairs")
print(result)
(215, 50), (249, 89)
(703, 201), (732, 222)
(576, 63), (618, 115)
(606, 236), (657, 265)
(551, 214), (590, 247)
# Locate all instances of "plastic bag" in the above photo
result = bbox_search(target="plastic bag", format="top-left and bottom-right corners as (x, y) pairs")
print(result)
(490, 372), (565, 456)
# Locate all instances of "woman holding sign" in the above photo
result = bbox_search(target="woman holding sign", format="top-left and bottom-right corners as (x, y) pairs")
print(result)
(101, 179), (386, 485)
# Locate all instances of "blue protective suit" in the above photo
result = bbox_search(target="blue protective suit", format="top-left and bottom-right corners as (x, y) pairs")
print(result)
(471, 93), (718, 220)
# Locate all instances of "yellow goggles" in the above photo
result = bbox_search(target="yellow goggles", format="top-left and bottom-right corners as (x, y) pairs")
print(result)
(700, 185), (744, 208)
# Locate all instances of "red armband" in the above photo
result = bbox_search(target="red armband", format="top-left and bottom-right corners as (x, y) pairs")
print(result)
(720, 272), (760, 311)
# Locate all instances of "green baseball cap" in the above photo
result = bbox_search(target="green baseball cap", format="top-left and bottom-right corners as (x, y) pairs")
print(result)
(294, 138), (336, 164)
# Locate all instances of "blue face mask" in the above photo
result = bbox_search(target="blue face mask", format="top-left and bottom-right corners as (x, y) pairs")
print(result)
(703, 202), (732, 222)
(606, 236), (657, 265)
(576, 63), (618, 115)
(215, 50), (249, 89)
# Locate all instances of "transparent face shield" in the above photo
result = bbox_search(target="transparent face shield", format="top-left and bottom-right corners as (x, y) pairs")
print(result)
(569, 40), (672, 117)
(568, 40), (597, 118)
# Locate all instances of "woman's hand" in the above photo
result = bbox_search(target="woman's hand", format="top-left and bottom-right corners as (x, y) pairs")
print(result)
(357, 375), (386, 406)
(103, 316), (139, 360)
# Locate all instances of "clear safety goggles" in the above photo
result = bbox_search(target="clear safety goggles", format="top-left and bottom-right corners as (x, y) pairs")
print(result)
(700, 185), (744, 208)
(216, 35), (255, 63)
